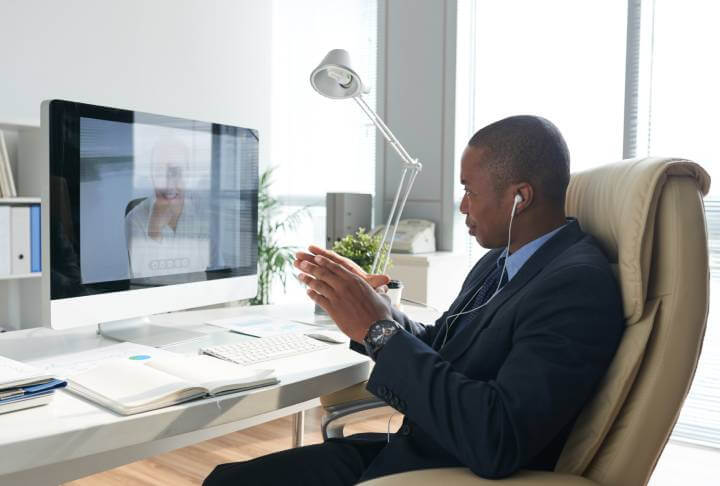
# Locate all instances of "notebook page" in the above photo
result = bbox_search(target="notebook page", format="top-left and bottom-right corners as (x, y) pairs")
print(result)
(68, 359), (205, 414)
(0, 355), (53, 389)
(146, 355), (276, 395)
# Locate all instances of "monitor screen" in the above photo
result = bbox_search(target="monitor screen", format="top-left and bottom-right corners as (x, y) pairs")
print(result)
(49, 100), (258, 300)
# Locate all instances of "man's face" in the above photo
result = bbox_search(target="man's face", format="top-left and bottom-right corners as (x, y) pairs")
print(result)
(151, 140), (188, 201)
(154, 164), (184, 200)
(459, 145), (510, 249)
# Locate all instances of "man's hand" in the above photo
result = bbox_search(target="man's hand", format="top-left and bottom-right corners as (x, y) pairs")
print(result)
(294, 252), (393, 343)
(148, 191), (184, 240)
(295, 245), (390, 290)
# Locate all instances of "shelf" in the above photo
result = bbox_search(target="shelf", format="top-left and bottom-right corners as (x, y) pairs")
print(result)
(0, 273), (41, 281)
(0, 197), (41, 204)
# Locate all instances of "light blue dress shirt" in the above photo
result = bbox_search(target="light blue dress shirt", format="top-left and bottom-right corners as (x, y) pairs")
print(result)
(498, 223), (567, 281)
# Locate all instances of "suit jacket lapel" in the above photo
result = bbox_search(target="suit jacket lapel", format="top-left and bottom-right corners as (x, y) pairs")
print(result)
(440, 220), (584, 362)
(431, 251), (501, 350)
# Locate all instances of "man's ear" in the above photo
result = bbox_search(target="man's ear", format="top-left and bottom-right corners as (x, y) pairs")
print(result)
(514, 183), (533, 214)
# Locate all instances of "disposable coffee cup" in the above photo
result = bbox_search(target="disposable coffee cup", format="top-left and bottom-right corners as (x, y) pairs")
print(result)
(386, 279), (403, 307)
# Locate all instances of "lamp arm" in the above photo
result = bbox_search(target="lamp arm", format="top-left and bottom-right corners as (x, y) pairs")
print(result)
(352, 95), (422, 275)
(379, 167), (419, 274)
(354, 96), (421, 171)
(371, 167), (407, 274)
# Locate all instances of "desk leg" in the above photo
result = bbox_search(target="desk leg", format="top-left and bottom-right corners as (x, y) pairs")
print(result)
(292, 410), (305, 447)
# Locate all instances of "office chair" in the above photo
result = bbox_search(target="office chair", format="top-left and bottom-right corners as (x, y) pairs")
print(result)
(320, 157), (711, 486)
(125, 197), (148, 217)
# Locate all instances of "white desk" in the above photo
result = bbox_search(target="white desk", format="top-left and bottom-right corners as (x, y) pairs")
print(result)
(0, 303), (441, 486)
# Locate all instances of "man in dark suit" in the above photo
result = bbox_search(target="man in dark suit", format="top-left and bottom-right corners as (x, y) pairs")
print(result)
(203, 115), (624, 485)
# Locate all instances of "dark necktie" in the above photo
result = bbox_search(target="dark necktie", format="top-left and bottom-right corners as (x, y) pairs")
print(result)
(444, 260), (508, 341)
(473, 261), (507, 308)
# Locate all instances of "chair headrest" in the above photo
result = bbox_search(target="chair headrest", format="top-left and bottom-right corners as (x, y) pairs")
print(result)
(565, 158), (709, 324)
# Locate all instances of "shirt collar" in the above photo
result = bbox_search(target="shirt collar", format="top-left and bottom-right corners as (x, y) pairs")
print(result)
(497, 223), (567, 281)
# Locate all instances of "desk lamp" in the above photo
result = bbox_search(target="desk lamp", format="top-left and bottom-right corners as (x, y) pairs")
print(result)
(310, 49), (422, 274)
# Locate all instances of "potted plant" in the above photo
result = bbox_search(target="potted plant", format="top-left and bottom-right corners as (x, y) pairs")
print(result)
(330, 228), (402, 307)
(251, 167), (307, 305)
(331, 227), (391, 275)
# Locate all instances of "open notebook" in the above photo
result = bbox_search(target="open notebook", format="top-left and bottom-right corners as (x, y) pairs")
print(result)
(68, 355), (277, 415)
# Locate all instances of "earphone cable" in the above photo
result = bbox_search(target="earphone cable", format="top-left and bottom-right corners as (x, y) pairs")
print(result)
(440, 196), (519, 349)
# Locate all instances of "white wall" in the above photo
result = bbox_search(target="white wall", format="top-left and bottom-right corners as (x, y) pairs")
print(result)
(0, 0), (273, 329)
(0, 0), (271, 136)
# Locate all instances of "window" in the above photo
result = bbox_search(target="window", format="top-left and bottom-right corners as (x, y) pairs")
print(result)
(455, 0), (720, 448)
(455, 0), (627, 265)
(270, 0), (377, 302)
(641, 0), (720, 447)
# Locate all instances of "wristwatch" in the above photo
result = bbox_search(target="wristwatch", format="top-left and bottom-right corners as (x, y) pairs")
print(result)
(363, 319), (401, 360)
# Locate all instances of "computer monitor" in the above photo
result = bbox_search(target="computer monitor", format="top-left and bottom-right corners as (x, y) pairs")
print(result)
(39, 100), (258, 340)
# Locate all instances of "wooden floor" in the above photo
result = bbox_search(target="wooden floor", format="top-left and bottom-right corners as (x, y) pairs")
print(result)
(64, 407), (402, 486)
(61, 407), (720, 485)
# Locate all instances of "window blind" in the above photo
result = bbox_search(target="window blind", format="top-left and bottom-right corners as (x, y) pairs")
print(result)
(640, 0), (720, 448)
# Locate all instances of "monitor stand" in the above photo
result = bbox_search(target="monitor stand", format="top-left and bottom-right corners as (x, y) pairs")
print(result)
(97, 316), (206, 347)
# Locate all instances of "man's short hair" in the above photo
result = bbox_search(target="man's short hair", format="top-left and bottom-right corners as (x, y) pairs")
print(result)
(468, 115), (570, 206)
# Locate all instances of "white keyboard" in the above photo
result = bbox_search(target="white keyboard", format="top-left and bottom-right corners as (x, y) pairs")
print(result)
(200, 333), (330, 365)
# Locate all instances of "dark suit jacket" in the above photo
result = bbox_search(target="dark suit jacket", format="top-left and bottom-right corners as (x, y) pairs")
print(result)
(345, 219), (624, 481)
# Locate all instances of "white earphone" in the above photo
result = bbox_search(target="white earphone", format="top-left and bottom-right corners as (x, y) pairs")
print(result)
(440, 192), (523, 348)
(387, 193), (524, 442)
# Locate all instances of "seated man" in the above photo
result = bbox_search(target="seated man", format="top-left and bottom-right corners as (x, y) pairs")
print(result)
(204, 115), (624, 485)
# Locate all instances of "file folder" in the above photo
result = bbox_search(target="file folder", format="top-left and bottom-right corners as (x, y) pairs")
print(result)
(10, 206), (30, 275)
(0, 206), (9, 276)
(30, 204), (41, 273)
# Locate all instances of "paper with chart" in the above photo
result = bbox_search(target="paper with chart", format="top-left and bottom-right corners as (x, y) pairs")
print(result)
(206, 314), (317, 338)
(27, 342), (181, 378)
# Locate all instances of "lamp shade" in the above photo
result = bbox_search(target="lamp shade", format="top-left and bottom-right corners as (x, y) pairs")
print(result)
(310, 49), (365, 99)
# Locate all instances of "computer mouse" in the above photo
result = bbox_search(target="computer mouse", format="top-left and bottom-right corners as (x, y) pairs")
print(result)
(305, 331), (348, 344)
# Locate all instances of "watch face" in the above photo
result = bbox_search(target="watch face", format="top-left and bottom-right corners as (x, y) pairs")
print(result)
(370, 320), (396, 344)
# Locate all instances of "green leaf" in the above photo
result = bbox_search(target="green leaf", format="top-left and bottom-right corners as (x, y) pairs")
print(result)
(331, 228), (392, 273)
(253, 166), (310, 305)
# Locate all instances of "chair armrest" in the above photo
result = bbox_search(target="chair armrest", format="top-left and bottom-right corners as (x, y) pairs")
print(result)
(358, 468), (601, 486)
(320, 381), (375, 408)
(321, 396), (390, 440)
(320, 381), (392, 440)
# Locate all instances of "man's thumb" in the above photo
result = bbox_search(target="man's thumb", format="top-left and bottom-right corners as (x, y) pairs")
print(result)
(367, 274), (391, 288)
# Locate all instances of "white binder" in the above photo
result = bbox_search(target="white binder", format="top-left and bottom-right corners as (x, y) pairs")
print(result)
(0, 206), (10, 275)
(10, 206), (30, 275)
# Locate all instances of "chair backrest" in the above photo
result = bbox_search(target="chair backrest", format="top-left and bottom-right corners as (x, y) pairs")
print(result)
(125, 197), (148, 217)
(554, 158), (711, 486)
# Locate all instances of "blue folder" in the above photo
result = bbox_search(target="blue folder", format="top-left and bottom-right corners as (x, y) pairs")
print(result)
(30, 204), (41, 273)
(0, 379), (66, 405)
